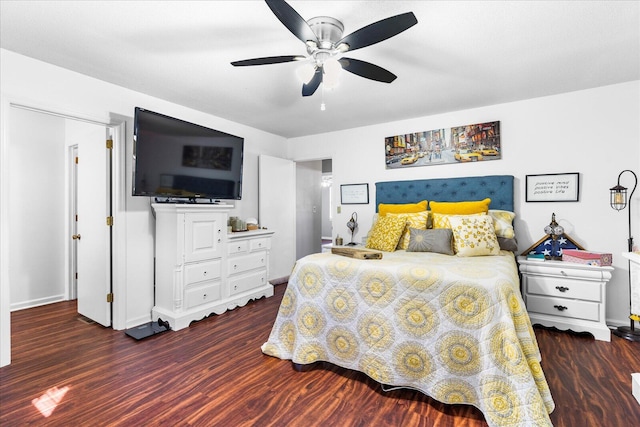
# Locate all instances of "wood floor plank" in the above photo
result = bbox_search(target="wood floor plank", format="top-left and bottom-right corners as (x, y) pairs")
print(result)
(1, 284), (639, 426)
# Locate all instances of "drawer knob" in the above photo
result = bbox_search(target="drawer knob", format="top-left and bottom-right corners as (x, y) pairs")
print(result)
(560, 270), (567, 276)
(238, 246), (242, 251)
(203, 293), (207, 299)
(553, 304), (568, 311)
(555, 286), (569, 292)
(203, 271), (207, 276)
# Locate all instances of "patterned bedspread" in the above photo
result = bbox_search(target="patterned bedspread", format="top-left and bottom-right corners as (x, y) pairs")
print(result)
(262, 250), (555, 426)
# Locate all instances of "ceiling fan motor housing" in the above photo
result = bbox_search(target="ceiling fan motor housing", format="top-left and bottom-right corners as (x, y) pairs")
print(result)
(307, 16), (344, 51)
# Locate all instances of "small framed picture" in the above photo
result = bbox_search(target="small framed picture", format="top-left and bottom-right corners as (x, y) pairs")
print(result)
(340, 183), (369, 204)
(526, 173), (580, 202)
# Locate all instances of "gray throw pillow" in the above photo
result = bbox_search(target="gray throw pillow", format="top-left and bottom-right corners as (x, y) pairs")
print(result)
(406, 228), (454, 255)
(497, 236), (518, 252)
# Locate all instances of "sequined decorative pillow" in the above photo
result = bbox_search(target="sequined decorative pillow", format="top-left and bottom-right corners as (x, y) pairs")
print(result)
(432, 212), (484, 229)
(448, 215), (500, 257)
(365, 215), (407, 252)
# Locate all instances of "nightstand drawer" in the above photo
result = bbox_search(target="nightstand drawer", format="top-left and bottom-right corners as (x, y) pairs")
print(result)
(184, 260), (222, 285)
(527, 295), (600, 322)
(527, 276), (601, 302)
(184, 282), (222, 309)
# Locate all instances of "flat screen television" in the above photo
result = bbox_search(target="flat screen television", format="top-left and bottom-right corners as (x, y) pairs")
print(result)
(132, 107), (243, 201)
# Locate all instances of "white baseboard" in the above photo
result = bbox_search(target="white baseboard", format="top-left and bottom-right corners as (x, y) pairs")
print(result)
(633, 373), (640, 406)
(10, 295), (65, 311)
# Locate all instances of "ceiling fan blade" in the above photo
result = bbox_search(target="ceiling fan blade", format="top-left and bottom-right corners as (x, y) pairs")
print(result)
(231, 55), (305, 66)
(338, 58), (397, 83)
(337, 12), (417, 52)
(302, 67), (323, 97)
(265, 0), (318, 44)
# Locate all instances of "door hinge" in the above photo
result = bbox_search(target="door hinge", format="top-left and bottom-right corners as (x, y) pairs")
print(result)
(106, 139), (113, 149)
(75, 156), (79, 164)
(106, 216), (114, 226)
(107, 293), (114, 303)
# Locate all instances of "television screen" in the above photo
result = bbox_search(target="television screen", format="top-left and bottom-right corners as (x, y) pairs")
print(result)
(133, 107), (243, 201)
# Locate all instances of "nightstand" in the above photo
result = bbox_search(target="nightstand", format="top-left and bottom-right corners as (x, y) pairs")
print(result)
(518, 256), (614, 341)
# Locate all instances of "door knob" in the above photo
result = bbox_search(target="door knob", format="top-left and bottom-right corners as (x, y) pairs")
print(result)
(72, 234), (81, 240)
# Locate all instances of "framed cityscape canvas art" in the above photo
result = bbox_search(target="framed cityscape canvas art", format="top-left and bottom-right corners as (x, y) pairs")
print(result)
(385, 121), (501, 169)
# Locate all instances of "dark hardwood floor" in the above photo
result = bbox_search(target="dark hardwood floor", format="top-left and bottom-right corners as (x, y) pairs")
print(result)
(1, 283), (639, 426)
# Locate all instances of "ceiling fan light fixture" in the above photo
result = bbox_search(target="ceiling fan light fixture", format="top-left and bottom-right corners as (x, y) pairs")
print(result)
(296, 63), (316, 84)
(336, 43), (350, 53)
(323, 58), (341, 89)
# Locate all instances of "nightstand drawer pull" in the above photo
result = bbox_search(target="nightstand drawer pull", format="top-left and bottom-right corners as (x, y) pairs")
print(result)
(554, 305), (568, 311)
(555, 286), (569, 292)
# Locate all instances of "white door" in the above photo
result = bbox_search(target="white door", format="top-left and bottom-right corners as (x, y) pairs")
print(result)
(73, 122), (111, 327)
(259, 155), (296, 280)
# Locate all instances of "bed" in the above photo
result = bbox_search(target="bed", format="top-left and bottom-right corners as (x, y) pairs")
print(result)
(262, 175), (555, 426)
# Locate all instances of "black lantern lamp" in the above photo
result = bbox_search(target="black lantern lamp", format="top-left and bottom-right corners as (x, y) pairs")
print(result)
(609, 169), (638, 341)
(346, 212), (358, 246)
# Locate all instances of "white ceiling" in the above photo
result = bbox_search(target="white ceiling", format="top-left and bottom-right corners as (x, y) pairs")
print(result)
(1, 1), (638, 138)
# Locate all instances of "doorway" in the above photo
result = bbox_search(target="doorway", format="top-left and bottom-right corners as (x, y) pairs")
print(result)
(296, 158), (332, 259)
(7, 106), (113, 325)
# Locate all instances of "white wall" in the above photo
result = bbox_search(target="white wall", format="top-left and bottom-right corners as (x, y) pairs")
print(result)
(287, 81), (640, 327)
(0, 49), (288, 366)
(8, 108), (67, 308)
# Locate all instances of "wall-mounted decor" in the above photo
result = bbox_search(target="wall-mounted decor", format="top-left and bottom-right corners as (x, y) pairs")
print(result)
(340, 183), (369, 204)
(183, 145), (233, 170)
(384, 121), (500, 169)
(526, 172), (579, 202)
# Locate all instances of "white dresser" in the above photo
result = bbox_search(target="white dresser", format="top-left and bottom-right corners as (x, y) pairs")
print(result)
(152, 204), (274, 330)
(518, 256), (613, 341)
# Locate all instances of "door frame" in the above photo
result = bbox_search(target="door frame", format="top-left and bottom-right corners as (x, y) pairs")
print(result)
(69, 144), (79, 300)
(0, 97), (127, 366)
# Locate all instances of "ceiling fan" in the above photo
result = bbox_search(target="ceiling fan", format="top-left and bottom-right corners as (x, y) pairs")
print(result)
(231, 0), (418, 97)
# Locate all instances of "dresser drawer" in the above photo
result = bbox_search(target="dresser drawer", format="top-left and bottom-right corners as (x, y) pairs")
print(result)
(228, 240), (249, 255)
(527, 276), (601, 302)
(229, 271), (268, 296)
(250, 238), (270, 251)
(229, 252), (267, 275)
(184, 260), (222, 285)
(526, 294), (600, 322)
(184, 282), (221, 309)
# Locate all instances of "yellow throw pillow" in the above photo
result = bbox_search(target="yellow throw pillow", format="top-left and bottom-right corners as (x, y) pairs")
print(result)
(365, 215), (407, 252)
(448, 214), (500, 257)
(378, 200), (428, 216)
(429, 198), (491, 215)
(387, 211), (430, 250)
(432, 212), (484, 229)
(488, 210), (516, 239)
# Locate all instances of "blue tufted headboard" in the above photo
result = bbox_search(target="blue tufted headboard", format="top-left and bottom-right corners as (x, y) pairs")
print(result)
(375, 175), (514, 212)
